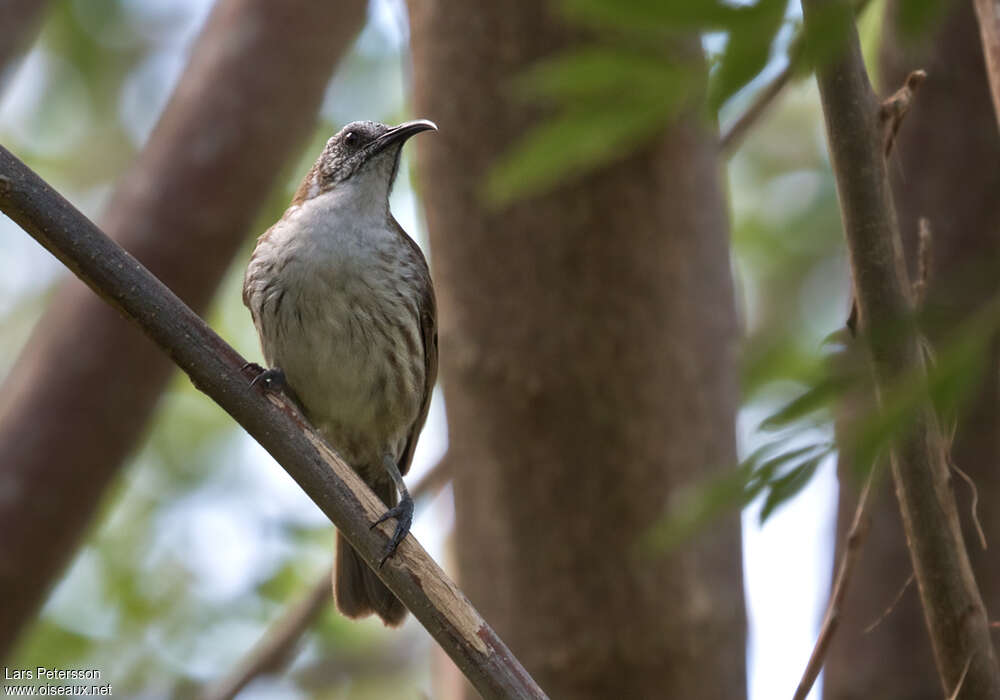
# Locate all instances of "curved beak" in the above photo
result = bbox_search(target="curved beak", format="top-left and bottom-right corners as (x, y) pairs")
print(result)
(371, 119), (437, 153)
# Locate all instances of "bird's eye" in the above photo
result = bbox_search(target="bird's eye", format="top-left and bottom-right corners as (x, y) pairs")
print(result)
(344, 131), (359, 148)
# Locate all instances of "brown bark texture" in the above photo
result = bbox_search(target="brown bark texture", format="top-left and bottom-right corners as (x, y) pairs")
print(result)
(0, 0), (365, 658)
(825, 2), (1000, 698)
(407, 3), (747, 698)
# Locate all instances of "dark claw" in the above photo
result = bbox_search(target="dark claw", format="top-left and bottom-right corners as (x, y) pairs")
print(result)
(249, 366), (288, 393)
(241, 361), (264, 379)
(370, 494), (414, 568)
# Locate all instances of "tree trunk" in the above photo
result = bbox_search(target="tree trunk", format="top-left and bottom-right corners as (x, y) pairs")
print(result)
(407, 3), (746, 698)
(825, 2), (1000, 697)
(0, 0), (365, 658)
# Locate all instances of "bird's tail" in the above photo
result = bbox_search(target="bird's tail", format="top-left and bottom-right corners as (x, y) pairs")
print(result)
(333, 480), (407, 626)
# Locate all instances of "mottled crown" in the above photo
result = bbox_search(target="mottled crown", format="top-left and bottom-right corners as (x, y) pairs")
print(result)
(293, 119), (435, 205)
(317, 121), (394, 184)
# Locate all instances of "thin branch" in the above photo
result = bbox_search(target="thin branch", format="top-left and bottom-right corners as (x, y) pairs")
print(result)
(793, 466), (879, 700)
(879, 69), (927, 158)
(973, 0), (1000, 131)
(913, 218), (989, 553)
(409, 458), (454, 502)
(290, 637), (418, 688)
(0, 150), (546, 700)
(801, 0), (1000, 695)
(201, 569), (333, 700)
(863, 571), (914, 635)
(719, 64), (792, 156)
(858, 69), (926, 332)
(949, 458), (988, 551)
(719, 0), (874, 156)
(948, 657), (975, 700)
(201, 458), (454, 700)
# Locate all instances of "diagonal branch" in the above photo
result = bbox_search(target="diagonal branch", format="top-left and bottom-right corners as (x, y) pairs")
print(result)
(719, 63), (793, 156)
(719, 0), (873, 156)
(793, 466), (880, 700)
(0, 148), (546, 700)
(800, 0), (1000, 696)
(201, 569), (333, 700)
(201, 458), (453, 700)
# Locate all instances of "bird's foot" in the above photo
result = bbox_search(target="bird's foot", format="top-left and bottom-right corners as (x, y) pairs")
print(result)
(244, 363), (288, 393)
(370, 494), (413, 568)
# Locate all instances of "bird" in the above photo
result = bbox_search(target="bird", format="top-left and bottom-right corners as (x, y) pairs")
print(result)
(242, 119), (438, 626)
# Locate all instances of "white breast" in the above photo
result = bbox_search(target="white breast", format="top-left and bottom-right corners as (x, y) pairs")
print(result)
(245, 189), (426, 467)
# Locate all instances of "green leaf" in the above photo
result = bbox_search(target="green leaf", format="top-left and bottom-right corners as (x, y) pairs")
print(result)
(759, 453), (825, 523)
(707, 0), (787, 111)
(486, 90), (688, 205)
(641, 467), (751, 554)
(848, 376), (920, 477)
(847, 301), (1000, 475)
(560, 0), (746, 33)
(759, 371), (856, 430)
(642, 442), (829, 553)
(11, 621), (94, 673)
(515, 48), (689, 102)
(923, 327), (992, 418)
(796, 0), (854, 75)
(257, 561), (307, 601)
(897, 0), (946, 38)
(745, 443), (828, 495)
(741, 334), (828, 399)
(488, 46), (703, 204)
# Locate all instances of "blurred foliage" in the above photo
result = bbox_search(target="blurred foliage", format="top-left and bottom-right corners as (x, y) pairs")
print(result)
(489, 0), (809, 203)
(488, 0), (939, 204)
(487, 0), (973, 544)
(486, 48), (703, 202)
(650, 290), (1000, 552)
(895, 0), (948, 38)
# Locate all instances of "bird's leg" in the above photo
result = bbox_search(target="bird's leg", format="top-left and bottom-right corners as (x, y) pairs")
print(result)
(243, 362), (289, 393)
(370, 453), (413, 568)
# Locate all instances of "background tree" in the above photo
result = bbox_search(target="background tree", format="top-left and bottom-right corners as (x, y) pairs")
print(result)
(408, 1), (747, 697)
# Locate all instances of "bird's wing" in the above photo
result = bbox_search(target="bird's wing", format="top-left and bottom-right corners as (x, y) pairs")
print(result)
(242, 224), (276, 312)
(395, 221), (438, 477)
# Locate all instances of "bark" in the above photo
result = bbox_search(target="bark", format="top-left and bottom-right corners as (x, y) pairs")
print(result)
(408, 3), (746, 699)
(825, 2), (1000, 697)
(0, 0), (365, 658)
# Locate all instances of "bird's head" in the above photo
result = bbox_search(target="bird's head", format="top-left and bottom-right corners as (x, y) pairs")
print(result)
(294, 119), (437, 209)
